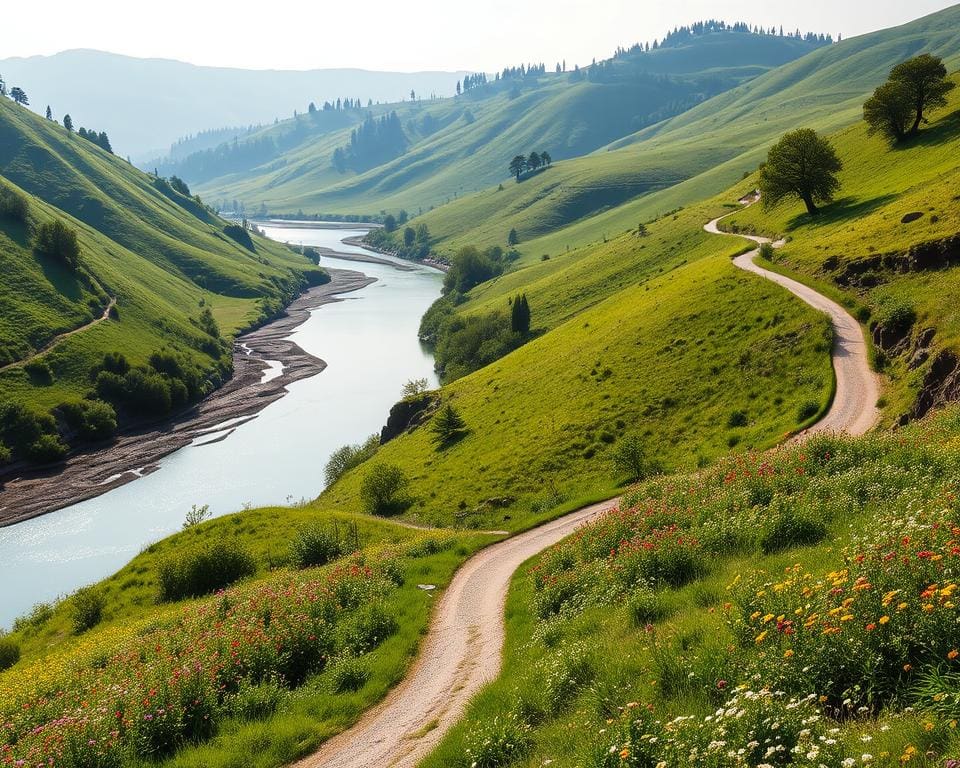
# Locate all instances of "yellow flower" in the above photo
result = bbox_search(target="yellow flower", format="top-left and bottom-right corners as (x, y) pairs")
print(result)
(879, 615), (890, 625)
(755, 631), (769, 644)
(762, 613), (775, 624)
(898, 602), (909, 611)
(840, 614), (855, 622)
(922, 603), (935, 613)
(924, 722), (935, 732)
(783, 649), (794, 658)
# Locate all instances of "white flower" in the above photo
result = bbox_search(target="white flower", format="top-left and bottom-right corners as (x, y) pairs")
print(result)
(842, 759), (856, 767)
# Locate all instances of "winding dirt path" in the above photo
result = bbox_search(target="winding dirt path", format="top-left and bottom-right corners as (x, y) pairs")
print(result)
(296, 207), (881, 768)
(0, 297), (116, 373)
(705, 205), (880, 437)
(294, 499), (617, 768)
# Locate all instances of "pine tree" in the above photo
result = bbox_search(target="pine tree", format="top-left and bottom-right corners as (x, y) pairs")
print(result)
(45, 105), (52, 120)
(431, 404), (467, 447)
(511, 294), (531, 334)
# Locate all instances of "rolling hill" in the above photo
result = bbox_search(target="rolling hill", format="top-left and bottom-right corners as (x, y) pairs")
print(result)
(189, 28), (829, 215)
(0, 49), (468, 159)
(0, 95), (324, 464)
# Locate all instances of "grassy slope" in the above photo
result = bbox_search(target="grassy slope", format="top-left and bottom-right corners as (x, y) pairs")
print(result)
(318, 204), (833, 530)
(422, 409), (960, 768)
(196, 33), (822, 215)
(413, 4), (960, 258)
(0, 98), (323, 414)
(1, 503), (496, 768)
(724, 80), (960, 419)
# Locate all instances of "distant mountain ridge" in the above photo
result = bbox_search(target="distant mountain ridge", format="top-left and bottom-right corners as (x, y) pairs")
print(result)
(0, 49), (468, 160)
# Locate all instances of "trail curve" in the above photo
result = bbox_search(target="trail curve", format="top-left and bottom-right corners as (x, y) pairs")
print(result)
(705, 205), (880, 437)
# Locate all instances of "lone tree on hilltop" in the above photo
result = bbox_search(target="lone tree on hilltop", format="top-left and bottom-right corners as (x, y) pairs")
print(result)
(759, 129), (842, 216)
(63, 114), (73, 133)
(890, 54), (955, 136)
(9, 87), (28, 106)
(509, 155), (527, 181)
(864, 54), (955, 143)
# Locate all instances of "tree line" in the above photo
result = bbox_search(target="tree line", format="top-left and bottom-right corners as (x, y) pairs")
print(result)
(758, 54), (953, 216)
(508, 151), (553, 181)
(331, 111), (406, 173)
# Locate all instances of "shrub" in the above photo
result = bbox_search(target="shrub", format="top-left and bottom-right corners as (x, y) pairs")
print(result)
(182, 503), (211, 529)
(627, 586), (670, 626)
(228, 678), (284, 721)
(57, 399), (117, 442)
(0, 183), (29, 223)
(876, 300), (917, 336)
(223, 224), (254, 251)
(797, 400), (820, 421)
(329, 656), (370, 692)
(760, 510), (827, 553)
(324, 435), (379, 486)
(157, 540), (256, 601)
(23, 359), (54, 383)
(0, 634), (20, 671)
(360, 463), (410, 516)
(13, 601), (55, 632)
(758, 241), (776, 260)
(611, 434), (651, 482)
(71, 586), (106, 634)
(339, 601), (398, 655)
(289, 524), (343, 569)
(26, 433), (68, 463)
(727, 409), (748, 428)
(100, 351), (130, 375)
(33, 219), (81, 268)
(0, 402), (58, 456)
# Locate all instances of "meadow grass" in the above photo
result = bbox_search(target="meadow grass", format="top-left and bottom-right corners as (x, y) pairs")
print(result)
(420, 406), (960, 768)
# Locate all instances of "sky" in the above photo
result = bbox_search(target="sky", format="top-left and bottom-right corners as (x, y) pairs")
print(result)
(3, 0), (958, 73)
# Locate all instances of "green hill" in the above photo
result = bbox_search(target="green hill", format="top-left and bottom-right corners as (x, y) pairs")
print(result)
(0, 96), (324, 465)
(191, 29), (827, 215)
(410, 4), (960, 257)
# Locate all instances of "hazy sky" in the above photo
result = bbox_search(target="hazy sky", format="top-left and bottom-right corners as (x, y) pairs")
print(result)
(4, 0), (958, 72)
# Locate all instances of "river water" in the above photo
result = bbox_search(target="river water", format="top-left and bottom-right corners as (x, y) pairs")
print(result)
(0, 227), (441, 628)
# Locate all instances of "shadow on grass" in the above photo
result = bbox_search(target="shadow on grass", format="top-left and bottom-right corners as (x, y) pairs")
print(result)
(786, 194), (899, 231)
(892, 107), (960, 150)
(37, 253), (85, 301)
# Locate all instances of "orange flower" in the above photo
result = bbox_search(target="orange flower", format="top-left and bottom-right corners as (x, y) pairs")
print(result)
(784, 649), (794, 658)
(949, 649), (959, 660)
(904, 663), (913, 672)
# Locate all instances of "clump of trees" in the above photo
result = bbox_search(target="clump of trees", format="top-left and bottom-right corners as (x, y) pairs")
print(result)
(0, 182), (29, 224)
(511, 294), (531, 334)
(76, 127), (113, 154)
(365, 221), (430, 261)
(863, 54), (955, 144)
(443, 245), (508, 296)
(332, 111), (406, 173)
(508, 151), (552, 181)
(324, 434), (380, 487)
(33, 219), (81, 268)
(759, 128), (842, 215)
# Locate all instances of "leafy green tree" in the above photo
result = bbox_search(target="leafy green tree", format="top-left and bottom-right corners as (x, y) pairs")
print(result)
(863, 81), (914, 144)
(508, 228), (519, 246)
(63, 114), (73, 133)
(324, 435), (379, 486)
(759, 129), (842, 215)
(0, 74), (5, 96)
(403, 226), (416, 247)
(33, 219), (81, 267)
(383, 213), (397, 232)
(169, 176), (190, 196)
(889, 54), (955, 135)
(509, 155), (527, 180)
(360, 463), (409, 516)
(527, 151), (542, 171)
(198, 307), (220, 338)
(511, 294), (531, 334)
(415, 223), (430, 243)
(9, 87), (28, 106)
(637, 222), (648, 237)
(402, 378), (429, 398)
(431, 403), (467, 447)
(540, 151), (552, 166)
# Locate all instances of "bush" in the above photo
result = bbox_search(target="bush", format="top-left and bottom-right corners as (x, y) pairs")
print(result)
(289, 524), (343, 569)
(329, 656), (370, 692)
(760, 510), (828, 554)
(223, 224), (255, 251)
(462, 712), (532, 768)
(758, 241), (775, 260)
(0, 633), (20, 671)
(627, 586), (670, 626)
(727, 409), (748, 428)
(339, 601), (398, 655)
(157, 540), (256, 601)
(360, 463), (410, 516)
(611, 434), (651, 482)
(57, 399), (117, 442)
(0, 183), (29, 223)
(0, 402), (58, 457)
(100, 351), (130, 375)
(797, 400), (820, 421)
(13, 601), (55, 632)
(33, 219), (81, 268)
(71, 586), (106, 634)
(23, 359), (54, 383)
(324, 435), (379, 486)
(26, 433), (68, 463)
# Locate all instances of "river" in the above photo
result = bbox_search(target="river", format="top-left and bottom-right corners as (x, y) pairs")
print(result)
(0, 227), (442, 628)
